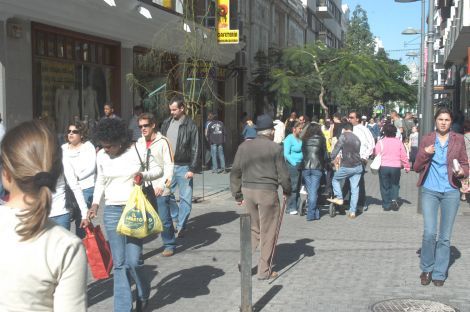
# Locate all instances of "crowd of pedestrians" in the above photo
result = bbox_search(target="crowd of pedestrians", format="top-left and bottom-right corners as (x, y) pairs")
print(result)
(0, 99), (468, 311)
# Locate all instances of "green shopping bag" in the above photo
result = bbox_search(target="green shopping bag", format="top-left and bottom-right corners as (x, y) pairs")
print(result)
(117, 185), (163, 238)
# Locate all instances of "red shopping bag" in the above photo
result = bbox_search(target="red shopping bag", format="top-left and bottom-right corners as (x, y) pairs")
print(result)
(82, 224), (113, 280)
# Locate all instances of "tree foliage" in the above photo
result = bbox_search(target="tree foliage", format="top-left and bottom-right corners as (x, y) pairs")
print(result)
(268, 5), (416, 117)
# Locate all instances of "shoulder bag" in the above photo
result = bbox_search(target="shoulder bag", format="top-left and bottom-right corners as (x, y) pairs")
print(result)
(370, 140), (383, 175)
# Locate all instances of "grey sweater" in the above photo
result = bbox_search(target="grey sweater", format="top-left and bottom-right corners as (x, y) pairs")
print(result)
(230, 135), (291, 201)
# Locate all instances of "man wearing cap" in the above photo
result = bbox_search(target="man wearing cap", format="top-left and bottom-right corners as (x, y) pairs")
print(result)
(230, 114), (291, 280)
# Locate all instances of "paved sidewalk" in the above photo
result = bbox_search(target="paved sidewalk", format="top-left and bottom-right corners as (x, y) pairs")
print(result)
(88, 169), (470, 311)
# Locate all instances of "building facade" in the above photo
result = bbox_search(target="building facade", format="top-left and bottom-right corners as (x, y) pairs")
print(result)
(435, 0), (470, 118)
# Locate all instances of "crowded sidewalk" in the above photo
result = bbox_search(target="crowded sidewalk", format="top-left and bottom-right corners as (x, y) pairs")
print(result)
(87, 168), (470, 311)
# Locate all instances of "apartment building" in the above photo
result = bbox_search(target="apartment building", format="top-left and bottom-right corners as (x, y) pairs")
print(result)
(435, 0), (470, 117)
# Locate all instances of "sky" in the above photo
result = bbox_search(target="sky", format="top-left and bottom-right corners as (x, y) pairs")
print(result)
(344, 0), (424, 65)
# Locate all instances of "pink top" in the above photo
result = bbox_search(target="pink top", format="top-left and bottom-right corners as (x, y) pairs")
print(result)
(374, 137), (410, 170)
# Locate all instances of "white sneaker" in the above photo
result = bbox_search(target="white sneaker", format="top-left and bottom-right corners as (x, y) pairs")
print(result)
(300, 186), (307, 195)
(327, 197), (344, 205)
(289, 210), (298, 215)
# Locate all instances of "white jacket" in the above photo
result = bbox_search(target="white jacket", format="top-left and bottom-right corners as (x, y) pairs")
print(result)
(137, 132), (174, 196)
(61, 141), (96, 190)
(92, 145), (163, 206)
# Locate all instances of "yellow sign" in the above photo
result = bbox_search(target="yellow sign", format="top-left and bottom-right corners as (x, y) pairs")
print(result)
(217, 29), (239, 44)
(217, 0), (230, 30)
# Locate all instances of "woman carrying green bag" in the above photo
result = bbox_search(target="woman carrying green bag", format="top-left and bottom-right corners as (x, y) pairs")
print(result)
(87, 118), (162, 312)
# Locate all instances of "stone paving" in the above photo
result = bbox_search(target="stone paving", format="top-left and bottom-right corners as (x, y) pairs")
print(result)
(87, 169), (470, 312)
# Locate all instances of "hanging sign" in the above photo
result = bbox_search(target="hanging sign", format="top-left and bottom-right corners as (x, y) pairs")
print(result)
(217, 0), (239, 44)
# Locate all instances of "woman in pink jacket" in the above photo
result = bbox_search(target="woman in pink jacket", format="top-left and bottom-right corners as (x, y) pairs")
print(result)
(374, 123), (410, 211)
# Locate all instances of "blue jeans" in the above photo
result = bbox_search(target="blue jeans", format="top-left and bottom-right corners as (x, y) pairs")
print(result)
(286, 163), (301, 213)
(49, 212), (71, 230)
(420, 187), (460, 281)
(303, 169), (323, 220)
(75, 186), (94, 239)
(378, 167), (401, 209)
(156, 195), (176, 251)
(210, 144), (225, 171)
(332, 165), (362, 213)
(169, 165), (193, 231)
(104, 205), (149, 312)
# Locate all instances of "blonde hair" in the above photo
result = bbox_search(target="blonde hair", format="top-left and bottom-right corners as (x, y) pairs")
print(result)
(1, 120), (63, 241)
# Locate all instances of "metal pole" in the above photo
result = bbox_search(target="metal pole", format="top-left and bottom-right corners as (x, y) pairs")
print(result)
(418, 0), (435, 214)
(416, 0), (425, 214)
(423, 0), (434, 135)
(240, 214), (252, 312)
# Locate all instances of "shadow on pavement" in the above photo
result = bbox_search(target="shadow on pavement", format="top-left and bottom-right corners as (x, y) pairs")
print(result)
(273, 238), (315, 272)
(143, 211), (239, 259)
(253, 285), (283, 312)
(87, 265), (159, 308)
(148, 265), (224, 309)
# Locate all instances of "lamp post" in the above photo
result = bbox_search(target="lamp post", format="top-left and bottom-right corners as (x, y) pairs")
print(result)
(396, 0), (435, 214)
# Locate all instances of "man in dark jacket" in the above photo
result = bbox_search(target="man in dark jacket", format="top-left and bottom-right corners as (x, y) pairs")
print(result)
(161, 96), (199, 237)
(230, 114), (291, 280)
(327, 122), (362, 219)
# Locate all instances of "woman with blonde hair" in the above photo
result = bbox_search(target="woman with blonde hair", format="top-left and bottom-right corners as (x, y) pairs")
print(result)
(0, 120), (87, 311)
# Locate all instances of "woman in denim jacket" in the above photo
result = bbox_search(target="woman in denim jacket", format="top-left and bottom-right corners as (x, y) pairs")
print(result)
(414, 107), (468, 287)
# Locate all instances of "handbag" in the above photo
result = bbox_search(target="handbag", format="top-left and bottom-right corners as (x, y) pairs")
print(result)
(370, 140), (383, 175)
(134, 144), (158, 211)
(65, 180), (81, 222)
(117, 185), (163, 238)
(82, 223), (113, 280)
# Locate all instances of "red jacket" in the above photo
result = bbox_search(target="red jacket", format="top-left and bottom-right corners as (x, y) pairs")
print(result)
(414, 131), (469, 189)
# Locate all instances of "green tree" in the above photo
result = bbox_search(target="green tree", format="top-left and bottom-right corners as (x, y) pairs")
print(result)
(345, 5), (375, 55)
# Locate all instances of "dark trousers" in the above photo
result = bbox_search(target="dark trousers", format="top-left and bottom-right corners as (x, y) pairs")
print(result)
(286, 163), (301, 213)
(378, 166), (401, 209)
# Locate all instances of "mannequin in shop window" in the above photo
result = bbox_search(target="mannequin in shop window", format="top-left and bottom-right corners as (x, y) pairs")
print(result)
(82, 85), (99, 123)
(68, 87), (80, 127)
(54, 86), (70, 132)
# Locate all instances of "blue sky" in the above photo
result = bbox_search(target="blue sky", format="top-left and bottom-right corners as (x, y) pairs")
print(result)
(344, 0), (423, 64)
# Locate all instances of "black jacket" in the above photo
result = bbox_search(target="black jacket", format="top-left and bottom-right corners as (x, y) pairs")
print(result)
(161, 115), (199, 172)
(302, 134), (328, 170)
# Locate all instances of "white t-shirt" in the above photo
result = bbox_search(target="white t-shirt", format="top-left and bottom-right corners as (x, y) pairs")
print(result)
(0, 207), (87, 311)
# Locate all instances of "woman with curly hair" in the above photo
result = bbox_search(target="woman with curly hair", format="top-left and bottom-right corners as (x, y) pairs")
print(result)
(62, 120), (96, 238)
(0, 120), (87, 311)
(87, 118), (162, 312)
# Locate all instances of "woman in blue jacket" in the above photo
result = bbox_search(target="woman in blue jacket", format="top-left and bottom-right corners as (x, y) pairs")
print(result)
(283, 121), (303, 214)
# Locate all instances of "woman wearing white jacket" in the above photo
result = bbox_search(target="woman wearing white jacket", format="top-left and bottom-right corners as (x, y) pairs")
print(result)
(88, 118), (162, 312)
(61, 121), (96, 237)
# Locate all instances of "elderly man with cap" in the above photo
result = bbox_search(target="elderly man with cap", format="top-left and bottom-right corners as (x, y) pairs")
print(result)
(230, 114), (291, 280)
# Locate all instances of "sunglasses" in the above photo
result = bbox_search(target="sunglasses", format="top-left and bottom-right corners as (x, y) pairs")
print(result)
(67, 129), (79, 134)
(138, 124), (151, 129)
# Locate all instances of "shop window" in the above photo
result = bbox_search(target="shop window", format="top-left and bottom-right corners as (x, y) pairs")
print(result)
(32, 24), (120, 134)
(57, 36), (65, 58)
(37, 32), (45, 56)
(47, 34), (55, 57)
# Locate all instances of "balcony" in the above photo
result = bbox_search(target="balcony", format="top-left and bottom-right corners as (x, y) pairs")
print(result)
(443, 0), (470, 65)
(316, 0), (334, 19)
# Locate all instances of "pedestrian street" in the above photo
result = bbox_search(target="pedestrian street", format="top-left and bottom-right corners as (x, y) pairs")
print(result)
(87, 169), (470, 312)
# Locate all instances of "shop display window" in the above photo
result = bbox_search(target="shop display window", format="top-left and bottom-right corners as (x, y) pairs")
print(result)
(32, 24), (120, 134)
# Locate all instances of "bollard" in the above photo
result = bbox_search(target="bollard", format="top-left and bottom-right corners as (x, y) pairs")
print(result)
(240, 214), (252, 312)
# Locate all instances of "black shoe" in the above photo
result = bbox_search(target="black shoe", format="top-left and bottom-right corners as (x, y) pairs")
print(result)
(391, 200), (399, 211)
